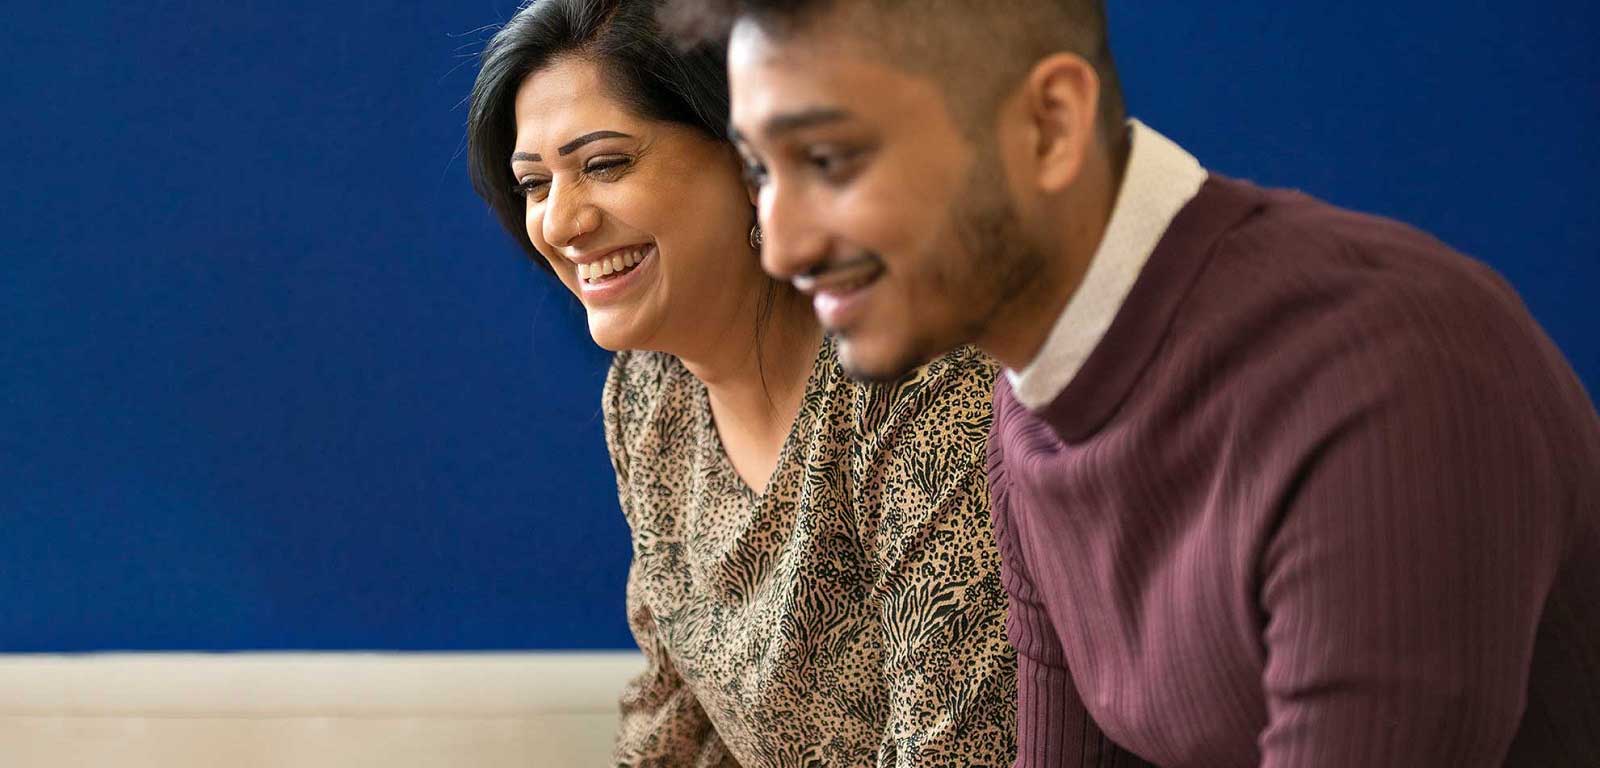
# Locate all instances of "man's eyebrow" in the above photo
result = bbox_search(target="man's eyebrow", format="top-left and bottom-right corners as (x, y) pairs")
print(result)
(509, 130), (634, 165)
(731, 108), (852, 141)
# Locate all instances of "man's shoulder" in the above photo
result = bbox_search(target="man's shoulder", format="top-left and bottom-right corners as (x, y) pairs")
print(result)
(1174, 180), (1592, 453)
(985, 369), (1070, 477)
(1187, 180), (1539, 373)
(1210, 178), (1513, 306)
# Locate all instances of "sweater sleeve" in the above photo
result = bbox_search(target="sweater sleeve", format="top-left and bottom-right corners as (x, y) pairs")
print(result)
(1255, 333), (1572, 766)
(987, 401), (1155, 768)
(604, 355), (736, 768)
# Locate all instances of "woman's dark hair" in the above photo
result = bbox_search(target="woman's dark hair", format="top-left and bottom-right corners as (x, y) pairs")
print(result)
(468, 0), (733, 269)
(468, 0), (785, 405)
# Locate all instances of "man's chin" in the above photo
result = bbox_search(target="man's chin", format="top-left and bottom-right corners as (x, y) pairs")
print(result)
(835, 333), (931, 383)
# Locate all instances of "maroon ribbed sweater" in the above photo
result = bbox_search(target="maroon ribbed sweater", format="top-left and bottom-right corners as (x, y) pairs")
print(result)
(989, 176), (1600, 767)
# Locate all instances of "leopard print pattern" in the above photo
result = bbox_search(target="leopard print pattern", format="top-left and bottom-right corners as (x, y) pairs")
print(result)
(605, 337), (1016, 767)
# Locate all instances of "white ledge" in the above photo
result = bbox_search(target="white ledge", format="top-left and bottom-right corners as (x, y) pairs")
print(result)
(0, 652), (645, 717)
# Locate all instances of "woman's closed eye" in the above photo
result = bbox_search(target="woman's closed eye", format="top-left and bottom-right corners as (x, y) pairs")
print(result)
(583, 155), (632, 180)
(515, 176), (550, 200)
(514, 156), (633, 201)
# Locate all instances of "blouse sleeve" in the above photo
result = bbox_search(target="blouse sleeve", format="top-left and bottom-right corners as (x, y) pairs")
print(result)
(860, 352), (1018, 767)
(604, 354), (735, 767)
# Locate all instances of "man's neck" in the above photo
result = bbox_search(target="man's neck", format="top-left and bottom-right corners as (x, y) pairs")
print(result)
(981, 139), (1127, 372)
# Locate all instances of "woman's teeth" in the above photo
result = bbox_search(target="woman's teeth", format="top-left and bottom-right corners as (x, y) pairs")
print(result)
(578, 246), (650, 284)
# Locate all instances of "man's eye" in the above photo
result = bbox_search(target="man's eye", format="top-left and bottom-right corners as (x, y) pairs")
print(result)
(805, 146), (865, 183)
(742, 159), (770, 189)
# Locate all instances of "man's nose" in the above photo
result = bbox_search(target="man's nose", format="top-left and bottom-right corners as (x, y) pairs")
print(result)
(757, 180), (828, 282)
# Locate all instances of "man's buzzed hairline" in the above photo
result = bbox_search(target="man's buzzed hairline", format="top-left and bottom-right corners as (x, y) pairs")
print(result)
(665, 0), (1126, 143)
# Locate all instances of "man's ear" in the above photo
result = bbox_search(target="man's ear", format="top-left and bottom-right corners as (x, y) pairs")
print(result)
(1023, 53), (1101, 193)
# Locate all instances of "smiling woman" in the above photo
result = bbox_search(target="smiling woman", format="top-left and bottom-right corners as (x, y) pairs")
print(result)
(466, 0), (1018, 765)
(508, 55), (760, 355)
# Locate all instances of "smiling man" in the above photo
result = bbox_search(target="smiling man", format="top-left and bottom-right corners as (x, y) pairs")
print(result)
(662, 1), (1600, 766)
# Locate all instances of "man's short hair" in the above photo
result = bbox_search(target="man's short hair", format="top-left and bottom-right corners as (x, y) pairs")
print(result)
(661, 0), (1126, 140)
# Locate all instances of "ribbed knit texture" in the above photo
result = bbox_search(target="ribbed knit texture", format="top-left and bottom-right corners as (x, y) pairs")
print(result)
(989, 176), (1600, 767)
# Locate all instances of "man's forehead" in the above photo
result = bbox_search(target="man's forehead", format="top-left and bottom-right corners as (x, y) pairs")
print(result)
(727, 18), (935, 133)
(727, 14), (857, 75)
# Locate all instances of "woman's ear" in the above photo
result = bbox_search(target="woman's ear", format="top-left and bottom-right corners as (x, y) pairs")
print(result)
(1023, 53), (1101, 193)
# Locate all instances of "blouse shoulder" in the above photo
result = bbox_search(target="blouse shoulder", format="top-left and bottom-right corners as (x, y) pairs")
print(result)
(602, 349), (682, 476)
(846, 344), (1000, 451)
(839, 345), (1000, 549)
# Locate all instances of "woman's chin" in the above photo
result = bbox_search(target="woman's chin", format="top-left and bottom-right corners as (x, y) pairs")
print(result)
(585, 319), (636, 353)
(587, 329), (628, 352)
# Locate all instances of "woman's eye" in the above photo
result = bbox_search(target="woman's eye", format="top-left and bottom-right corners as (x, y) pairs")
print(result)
(515, 178), (550, 200)
(585, 157), (631, 179)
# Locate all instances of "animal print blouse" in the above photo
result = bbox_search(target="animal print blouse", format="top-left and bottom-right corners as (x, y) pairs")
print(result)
(604, 337), (1016, 767)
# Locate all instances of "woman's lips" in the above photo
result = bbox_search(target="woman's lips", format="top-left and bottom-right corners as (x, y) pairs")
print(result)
(576, 243), (652, 284)
(577, 244), (656, 304)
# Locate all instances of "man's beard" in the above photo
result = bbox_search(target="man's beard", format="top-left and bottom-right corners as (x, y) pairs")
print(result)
(949, 170), (1045, 349)
(838, 166), (1042, 383)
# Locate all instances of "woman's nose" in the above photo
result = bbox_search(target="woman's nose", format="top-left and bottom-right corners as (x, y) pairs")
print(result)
(538, 180), (601, 249)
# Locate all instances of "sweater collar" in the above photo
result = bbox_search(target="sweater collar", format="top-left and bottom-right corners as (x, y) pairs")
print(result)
(1027, 175), (1266, 443)
(1005, 120), (1208, 410)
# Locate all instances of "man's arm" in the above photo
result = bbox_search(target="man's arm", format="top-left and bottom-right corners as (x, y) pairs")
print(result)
(987, 431), (1156, 768)
(1257, 340), (1570, 766)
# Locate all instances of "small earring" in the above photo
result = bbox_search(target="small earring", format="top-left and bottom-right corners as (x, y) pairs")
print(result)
(749, 223), (764, 250)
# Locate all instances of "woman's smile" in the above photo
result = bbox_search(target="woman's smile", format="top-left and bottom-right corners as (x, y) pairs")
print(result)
(574, 243), (657, 304)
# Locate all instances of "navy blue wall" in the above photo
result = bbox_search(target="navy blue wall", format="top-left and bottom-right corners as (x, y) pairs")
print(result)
(3, 2), (1596, 651)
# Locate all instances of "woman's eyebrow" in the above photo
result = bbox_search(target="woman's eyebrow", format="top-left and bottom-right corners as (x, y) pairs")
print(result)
(510, 130), (634, 165)
(558, 130), (632, 156)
